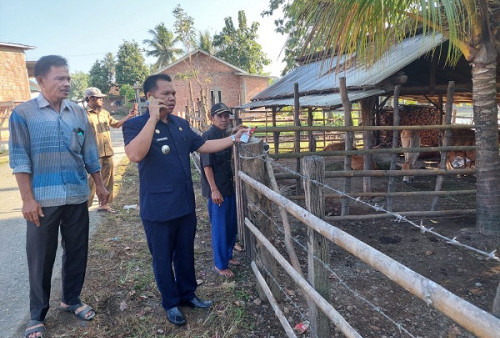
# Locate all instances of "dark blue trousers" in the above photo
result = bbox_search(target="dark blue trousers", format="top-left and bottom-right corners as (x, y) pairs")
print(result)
(142, 213), (197, 310)
(207, 195), (237, 270)
(26, 202), (89, 321)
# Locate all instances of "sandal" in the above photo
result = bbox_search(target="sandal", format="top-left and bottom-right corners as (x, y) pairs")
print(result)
(25, 320), (45, 338)
(233, 243), (243, 252)
(60, 302), (96, 321)
(215, 267), (234, 277)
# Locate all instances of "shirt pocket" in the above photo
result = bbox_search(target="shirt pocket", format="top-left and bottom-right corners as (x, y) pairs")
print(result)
(70, 130), (85, 153)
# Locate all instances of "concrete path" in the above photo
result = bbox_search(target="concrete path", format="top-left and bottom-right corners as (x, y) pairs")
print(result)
(0, 128), (126, 338)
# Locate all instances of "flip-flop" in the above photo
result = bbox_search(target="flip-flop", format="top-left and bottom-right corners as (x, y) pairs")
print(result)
(60, 302), (95, 321)
(25, 320), (45, 338)
(215, 267), (234, 277)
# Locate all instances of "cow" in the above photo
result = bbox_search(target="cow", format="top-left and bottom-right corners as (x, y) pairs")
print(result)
(443, 128), (475, 170)
(400, 130), (421, 183)
(322, 141), (377, 170)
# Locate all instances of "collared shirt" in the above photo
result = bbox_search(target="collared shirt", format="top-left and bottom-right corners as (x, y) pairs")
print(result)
(87, 108), (119, 157)
(9, 94), (101, 207)
(200, 125), (234, 198)
(122, 112), (205, 222)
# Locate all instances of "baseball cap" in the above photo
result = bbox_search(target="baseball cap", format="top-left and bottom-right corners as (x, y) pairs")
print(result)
(84, 87), (107, 98)
(210, 102), (232, 116)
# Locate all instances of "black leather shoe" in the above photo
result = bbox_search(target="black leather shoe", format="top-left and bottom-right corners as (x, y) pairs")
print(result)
(181, 296), (212, 309)
(166, 306), (186, 326)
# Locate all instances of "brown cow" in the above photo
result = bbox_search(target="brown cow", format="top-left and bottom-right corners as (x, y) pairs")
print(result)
(322, 142), (377, 170)
(400, 130), (421, 183)
(444, 128), (475, 170)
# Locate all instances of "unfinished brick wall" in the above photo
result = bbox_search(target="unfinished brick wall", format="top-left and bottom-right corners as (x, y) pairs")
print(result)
(0, 46), (30, 102)
(159, 52), (269, 114)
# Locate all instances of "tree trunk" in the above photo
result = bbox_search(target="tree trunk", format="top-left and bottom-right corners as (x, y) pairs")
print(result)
(471, 44), (500, 235)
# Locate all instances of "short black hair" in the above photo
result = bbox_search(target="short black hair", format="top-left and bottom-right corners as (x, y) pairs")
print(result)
(143, 74), (172, 95)
(34, 55), (68, 77)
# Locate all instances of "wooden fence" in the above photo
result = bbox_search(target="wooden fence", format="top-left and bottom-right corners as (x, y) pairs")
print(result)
(234, 139), (500, 337)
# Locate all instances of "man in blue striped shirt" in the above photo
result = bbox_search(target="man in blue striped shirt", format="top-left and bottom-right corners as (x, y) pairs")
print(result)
(9, 55), (109, 338)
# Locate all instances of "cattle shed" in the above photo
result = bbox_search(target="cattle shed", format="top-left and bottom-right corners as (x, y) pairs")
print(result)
(234, 33), (500, 221)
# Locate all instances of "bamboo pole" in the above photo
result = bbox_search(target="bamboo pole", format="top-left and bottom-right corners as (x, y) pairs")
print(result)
(432, 81), (455, 211)
(272, 107), (279, 154)
(286, 189), (476, 200)
(324, 209), (475, 221)
(274, 168), (475, 179)
(245, 218), (362, 338)
(387, 85), (401, 211)
(256, 124), (476, 133)
(239, 172), (500, 337)
(340, 77), (352, 216)
(233, 142), (246, 249)
(265, 158), (303, 277)
(251, 262), (297, 338)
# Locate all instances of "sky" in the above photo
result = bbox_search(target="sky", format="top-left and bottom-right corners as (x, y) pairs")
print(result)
(0, 0), (287, 76)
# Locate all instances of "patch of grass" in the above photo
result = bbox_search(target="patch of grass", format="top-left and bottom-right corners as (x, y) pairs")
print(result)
(44, 158), (283, 337)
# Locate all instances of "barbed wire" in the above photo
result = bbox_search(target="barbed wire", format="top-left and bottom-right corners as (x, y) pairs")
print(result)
(237, 146), (499, 262)
(249, 202), (415, 337)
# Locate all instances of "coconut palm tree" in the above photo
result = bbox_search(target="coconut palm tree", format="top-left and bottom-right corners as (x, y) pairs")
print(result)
(143, 22), (183, 71)
(287, 0), (499, 234)
(198, 30), (214, 54)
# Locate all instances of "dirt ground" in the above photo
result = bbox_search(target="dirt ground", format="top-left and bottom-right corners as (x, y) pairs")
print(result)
(41, 155), (499, 338)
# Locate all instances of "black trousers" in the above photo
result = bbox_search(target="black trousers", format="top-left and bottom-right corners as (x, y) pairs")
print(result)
(26, 202), (89, 321)
(142, 213), (197, 310)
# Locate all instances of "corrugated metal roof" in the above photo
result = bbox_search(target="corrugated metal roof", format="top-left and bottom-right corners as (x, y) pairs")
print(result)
(239, 89), (385, 109)
(249, 34), (445, 106)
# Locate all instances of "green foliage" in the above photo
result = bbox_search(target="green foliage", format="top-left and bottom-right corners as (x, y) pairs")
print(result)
(120, 84), (135, 102)
(115, 40), (149, 86)
(213, 10), (271, 74)
(68, 71), (89, 102)
(88, 52), (115, 93)
(198, 30), (214, 54)
(143, 22), (183, 71)
(173, 4), (197, 53)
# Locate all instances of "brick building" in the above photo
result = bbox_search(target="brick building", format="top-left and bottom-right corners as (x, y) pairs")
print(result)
(0, 42), (34, 150)
(155, 49), (271, 117)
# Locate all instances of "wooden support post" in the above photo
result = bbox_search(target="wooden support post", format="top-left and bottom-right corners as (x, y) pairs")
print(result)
(308, 107), (315, 152)
(303, 156), (330, 337)
(233, 142), (246, 248)
(272, 107), (279, 154)
(294, 83), (302, 195)
(432, 81), (455, 211)
(360, 97), (375, 192)
(340, 77), (352, 215)
(387, 85), (401, 211)
(240, 139), (280, 301)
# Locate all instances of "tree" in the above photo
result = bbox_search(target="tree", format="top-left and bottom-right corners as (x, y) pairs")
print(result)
(213, 10), (271, 74)
(173, 5), (197, 53)
(68, 71), (88, 102)
(198, 30), (214, 54)
(88, 52), (115, 93)
(115, 40), (149, 86)
(276, 0), (499, 234)
(143, 22), (183, 71)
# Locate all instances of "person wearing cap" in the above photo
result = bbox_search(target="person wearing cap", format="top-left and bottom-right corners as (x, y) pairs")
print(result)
(9, 55), (109, 338)
(200, 103), (242, 277)
(122, 74), (249, 326)
(85, 87), (137, 212)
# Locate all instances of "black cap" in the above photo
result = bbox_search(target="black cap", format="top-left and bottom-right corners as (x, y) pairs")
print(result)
(210, 102), (232, 116)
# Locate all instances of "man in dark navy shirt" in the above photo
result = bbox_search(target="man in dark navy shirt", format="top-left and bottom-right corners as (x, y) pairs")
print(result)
(200, 103), (241, 278)
(122, 74), (248, 326)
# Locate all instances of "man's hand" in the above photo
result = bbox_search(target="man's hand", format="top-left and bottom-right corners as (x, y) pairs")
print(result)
(147, 96), (167, 122)
(128, 103), (138, 118)
(231, 124), (246, 135)
(233, 127), (249, 143)
(95, 184), (110, 207)
(211, 189), (223, 206)
(22, 198), (44, 227)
